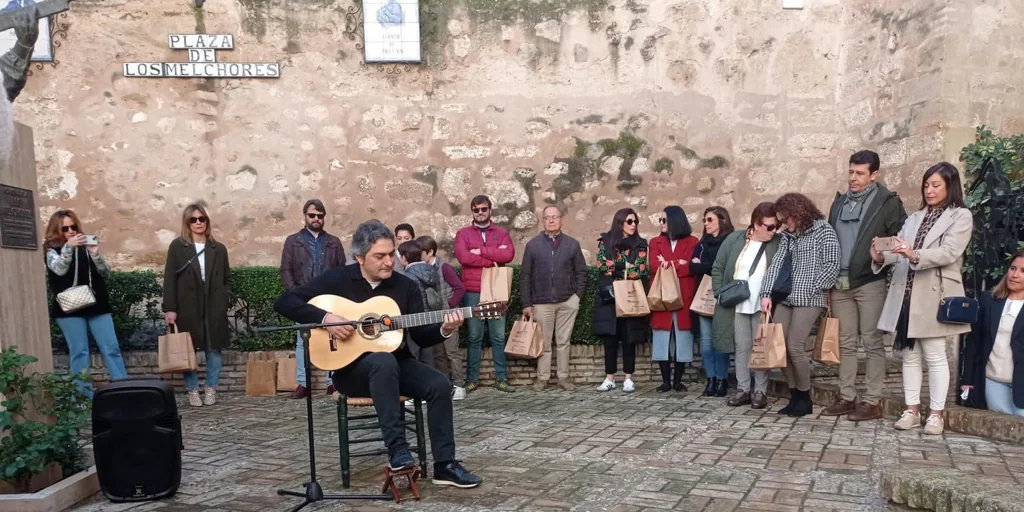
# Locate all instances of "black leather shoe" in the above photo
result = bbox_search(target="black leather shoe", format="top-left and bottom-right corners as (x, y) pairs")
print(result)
(714, 378), (729, 397)
(656, 382), (672, 392)
(432, 460), (482, 488)
(388, 450), (415, 471)
(787, 389), (814, 417)
(702, 378), (716, 397)
(777, 388), (797, 415)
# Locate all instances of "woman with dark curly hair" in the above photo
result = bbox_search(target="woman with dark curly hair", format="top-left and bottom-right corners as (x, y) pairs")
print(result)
(760, 193), (841, 417)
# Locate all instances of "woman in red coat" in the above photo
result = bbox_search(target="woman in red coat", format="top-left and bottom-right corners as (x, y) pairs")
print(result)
(649, 206), (699, 392)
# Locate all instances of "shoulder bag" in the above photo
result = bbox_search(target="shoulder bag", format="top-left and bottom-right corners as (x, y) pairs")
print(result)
(716, 242), (767, 308)
(937, 267), (978, 324)
(56, 249), (97, 314)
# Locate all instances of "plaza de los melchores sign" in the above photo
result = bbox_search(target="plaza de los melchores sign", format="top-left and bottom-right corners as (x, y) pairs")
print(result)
(123, 34), (280, 78)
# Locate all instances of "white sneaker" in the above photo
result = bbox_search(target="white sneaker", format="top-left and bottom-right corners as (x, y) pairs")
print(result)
(597, 379), (616, 392)
(622, 379), (635, 393)
(187, 390), (203, 407)
(203, 388), (216, 406)
(894, 410), (921, 430)
(923, 414), (944, 435)
(452, 386), (467, 401)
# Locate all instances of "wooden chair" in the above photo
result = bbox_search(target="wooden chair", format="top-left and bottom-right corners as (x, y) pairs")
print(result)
(334, 392), (428, 488)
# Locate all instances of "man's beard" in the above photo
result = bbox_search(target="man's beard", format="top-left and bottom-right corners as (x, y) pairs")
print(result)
(306, 222), (323, 232)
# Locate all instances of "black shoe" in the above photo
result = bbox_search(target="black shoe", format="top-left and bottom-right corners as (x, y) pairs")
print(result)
(702, 378), (716, 397)
(777, 388), (797, 415)
(657, 361), (671, 392)
(432, 460), (482, 488)
(388, 450), (415, 471)
(714, 378), (729, 397)
(656, 382), (673, 392)
(673, 362), (687, 391)
(787, 389), (814, 417)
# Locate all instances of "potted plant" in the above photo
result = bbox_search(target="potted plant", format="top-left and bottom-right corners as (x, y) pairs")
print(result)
(0, 346), (91, 494)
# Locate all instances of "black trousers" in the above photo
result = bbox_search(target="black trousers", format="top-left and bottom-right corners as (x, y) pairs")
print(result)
(603, 336), (636, 375)
(331, 352), (455, 463)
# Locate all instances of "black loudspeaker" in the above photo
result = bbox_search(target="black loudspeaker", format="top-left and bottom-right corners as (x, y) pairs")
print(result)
(92, 379), (182, 502)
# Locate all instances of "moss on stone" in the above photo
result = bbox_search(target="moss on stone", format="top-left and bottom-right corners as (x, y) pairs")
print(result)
(654, 157), (673, 175)
(413, 166), (440, 195)
(461, 0), (611, 26)
(449, 202), (462, 215)
(237, 0), (270, 40)
(700, 156), (729, 169)
(193, 6), (206, 33)
(677, 145), (699, 160)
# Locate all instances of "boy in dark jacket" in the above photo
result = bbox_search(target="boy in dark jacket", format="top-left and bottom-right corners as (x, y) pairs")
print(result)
(399, 240), (441, 368)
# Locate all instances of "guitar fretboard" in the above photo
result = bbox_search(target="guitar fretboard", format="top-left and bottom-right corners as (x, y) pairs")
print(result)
(389, 306), (475, 330)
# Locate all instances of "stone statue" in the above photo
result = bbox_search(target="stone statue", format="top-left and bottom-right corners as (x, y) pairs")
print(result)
(0, 6), (40, 103)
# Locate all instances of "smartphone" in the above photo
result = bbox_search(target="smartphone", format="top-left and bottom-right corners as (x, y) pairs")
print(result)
(84, 235), (99, 246)
(875, 237), (898, 252)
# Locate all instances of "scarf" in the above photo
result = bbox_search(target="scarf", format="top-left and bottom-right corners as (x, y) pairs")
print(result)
(838, 182), (878, 222)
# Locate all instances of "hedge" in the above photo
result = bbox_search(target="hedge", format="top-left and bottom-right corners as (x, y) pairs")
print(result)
(48, 265), (610, 352)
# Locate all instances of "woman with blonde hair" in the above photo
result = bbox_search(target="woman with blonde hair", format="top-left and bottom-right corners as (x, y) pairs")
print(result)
(44, 209), (128, 397)
(163, 203), (232, 407)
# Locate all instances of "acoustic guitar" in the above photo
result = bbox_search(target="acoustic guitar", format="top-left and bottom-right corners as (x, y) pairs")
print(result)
(305, 294), (507, 371)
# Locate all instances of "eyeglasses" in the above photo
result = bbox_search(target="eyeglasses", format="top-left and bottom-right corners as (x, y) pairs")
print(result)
(61, 224), (78, 233)
(306, 213), (325, 220)
(762, 224), (778, 232)
(543, 216), (561, 221)
(659, 218), (666, 224)
(625, 219), (637, 226)
(471, 207), (490, 213)
(189, 216), (208, 224)
(704, 217), (716, 223)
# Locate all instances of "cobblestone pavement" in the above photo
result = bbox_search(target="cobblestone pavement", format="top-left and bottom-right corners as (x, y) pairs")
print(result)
(73, 386), (1024, 511)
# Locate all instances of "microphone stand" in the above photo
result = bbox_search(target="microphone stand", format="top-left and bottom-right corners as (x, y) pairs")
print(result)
(253, 321), (389, 511)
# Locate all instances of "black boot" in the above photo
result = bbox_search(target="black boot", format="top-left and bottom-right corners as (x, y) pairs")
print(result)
(702, 378), (716, 397)
(673, 362), (687, 391)
(787, 389), (814, 417)
(714, 377), (729, 397)
(777, 388), (797, 415)
(656, 362), (672, 392)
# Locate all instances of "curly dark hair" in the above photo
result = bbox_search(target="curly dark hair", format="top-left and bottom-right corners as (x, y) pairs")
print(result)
(773, 193), (824, 233)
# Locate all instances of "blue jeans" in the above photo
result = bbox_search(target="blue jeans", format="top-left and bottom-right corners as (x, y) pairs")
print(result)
(986, 378), (1024, 417)
(699, 316), (729, 379)
(652, 312), (694, 362)
(295, 331), (330, 388)
(184, 349), (223, 391)
(55, 313), (128, 398)
(464, 292), (507, 382)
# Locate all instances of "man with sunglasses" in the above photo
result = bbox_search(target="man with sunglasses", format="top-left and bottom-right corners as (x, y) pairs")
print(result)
(454, 195), (516, 393)
(823, 150), (907, 421)
(280, 199), (347, 398)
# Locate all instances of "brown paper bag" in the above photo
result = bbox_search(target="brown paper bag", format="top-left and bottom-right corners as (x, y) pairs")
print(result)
(246, 352), (278, 397)
(614, 279), (651, 318)
(277, 356), (299, 391)
(813, 309), (841, 366)
(157, 325), (197, 373)
(505, 318), (545, 359)
(750, 313), (787, 370)
(480, 264), (513, 303)
(690, 275), (717, 317)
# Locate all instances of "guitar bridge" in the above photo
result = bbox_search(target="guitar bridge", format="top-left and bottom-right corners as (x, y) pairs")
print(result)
(328, 335), (338, 352)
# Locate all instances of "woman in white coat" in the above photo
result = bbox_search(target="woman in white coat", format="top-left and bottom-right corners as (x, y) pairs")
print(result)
(871, 162), (973, 435)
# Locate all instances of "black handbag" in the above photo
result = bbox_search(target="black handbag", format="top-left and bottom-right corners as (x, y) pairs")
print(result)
(771, 247), (793, 303)
(937, 268), (978, 324)
(717, 243), (767, 308)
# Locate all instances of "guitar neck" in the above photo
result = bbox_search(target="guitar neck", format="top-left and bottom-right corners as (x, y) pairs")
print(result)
(390, 306), (474, 330)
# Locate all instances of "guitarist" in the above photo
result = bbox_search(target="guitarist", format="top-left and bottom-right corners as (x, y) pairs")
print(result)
(273, 220), (482, 489)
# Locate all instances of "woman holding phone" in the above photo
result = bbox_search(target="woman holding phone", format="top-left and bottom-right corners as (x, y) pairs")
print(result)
(44, 209), (128, 397)
(163, 204), (232, 407)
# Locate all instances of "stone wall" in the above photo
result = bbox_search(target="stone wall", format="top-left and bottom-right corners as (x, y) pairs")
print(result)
(15, 0), (1023, 268)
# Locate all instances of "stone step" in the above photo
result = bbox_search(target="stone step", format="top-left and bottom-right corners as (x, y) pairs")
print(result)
(882, 468), (1024, 512)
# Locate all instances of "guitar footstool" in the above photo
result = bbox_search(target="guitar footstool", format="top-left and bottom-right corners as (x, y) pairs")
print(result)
(382, 466), (420, 503)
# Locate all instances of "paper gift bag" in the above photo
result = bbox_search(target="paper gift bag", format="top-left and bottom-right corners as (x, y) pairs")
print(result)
(648, 265), (684, 312)
(690, 275), (717, 317)
(480, 264), (513, 303)
(750, 313), (787, 370)
(614, 279), (651, 318)
(505, 318), (545, 359)
(813, 310), (841, 366)
(157, 325), (197, 373)
(245, 352), (278, 397)
(277, 356), (299, 391)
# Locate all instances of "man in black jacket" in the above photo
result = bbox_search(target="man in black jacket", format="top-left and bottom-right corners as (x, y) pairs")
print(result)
(521, 205), (588, 392)
(823, 150), (907, 422)
(274, 220), (482, 488)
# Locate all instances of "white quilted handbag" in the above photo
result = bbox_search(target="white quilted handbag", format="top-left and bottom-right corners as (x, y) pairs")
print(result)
(56, 249), (97, 314)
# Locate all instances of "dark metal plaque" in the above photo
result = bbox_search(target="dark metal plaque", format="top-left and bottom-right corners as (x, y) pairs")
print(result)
(0, 184), (38, 250)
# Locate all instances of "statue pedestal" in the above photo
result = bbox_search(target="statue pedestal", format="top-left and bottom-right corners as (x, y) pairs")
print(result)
(0, 121), (52, 374)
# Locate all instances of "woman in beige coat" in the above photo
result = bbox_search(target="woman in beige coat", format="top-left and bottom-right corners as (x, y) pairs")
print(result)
(871, 162), (973, 435)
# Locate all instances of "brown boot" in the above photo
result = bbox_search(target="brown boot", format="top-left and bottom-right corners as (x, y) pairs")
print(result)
(557, 379), (577, 392)
(820, 397), (856, 416)
(291, 385), (309, 399)
(533, 379), (548, 392)
(750, 391), (768, 409)
(847, 401), (883, 422)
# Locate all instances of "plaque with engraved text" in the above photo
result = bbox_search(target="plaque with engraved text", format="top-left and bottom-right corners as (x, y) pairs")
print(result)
(0, 184), (38, 250)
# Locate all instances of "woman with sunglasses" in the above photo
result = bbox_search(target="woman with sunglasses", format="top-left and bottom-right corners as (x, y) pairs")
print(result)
(592, 208), (649, 393)
(691, 206), (735, 397)
(712, 203), (780, 409)
(163, 204), (232, 407)
(44, 209), (128, 398)
(649, 206), (699, 392)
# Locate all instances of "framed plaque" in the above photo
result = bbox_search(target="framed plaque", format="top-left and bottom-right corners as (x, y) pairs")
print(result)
(362, 0), (422, 64)
(0, 184), (38, 249)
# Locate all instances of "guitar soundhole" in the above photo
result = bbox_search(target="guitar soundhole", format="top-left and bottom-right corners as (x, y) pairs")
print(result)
(357, 313), (382, 339)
